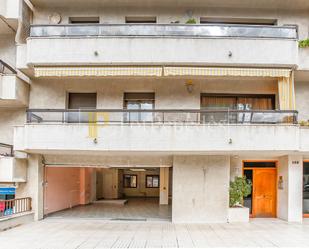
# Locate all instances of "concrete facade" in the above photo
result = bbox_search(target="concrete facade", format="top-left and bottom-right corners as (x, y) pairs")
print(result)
(172, 155), (229, 223)
(277, 155), (303, 222)
(16, 154), (44, 221)
(1, 0), (309, 225)
(25, 37), (297, 67)
(0, 156), (27, 182)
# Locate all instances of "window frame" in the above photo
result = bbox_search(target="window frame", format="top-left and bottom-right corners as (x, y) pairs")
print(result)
(67, 92), (97, 109)
(125, 16), (157, 24)
(145, 175), (160, 188)
(199, 17), (277, 26)
(69, 16), (100, 24)
(123, 174), (138, 188)
(200, 93), (276, 110)
(123, 92), (155, 122)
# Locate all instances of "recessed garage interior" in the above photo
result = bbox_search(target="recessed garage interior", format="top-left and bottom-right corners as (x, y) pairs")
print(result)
(43, 166), (172, 221)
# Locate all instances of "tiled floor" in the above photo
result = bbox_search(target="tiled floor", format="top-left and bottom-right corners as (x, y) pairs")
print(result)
(46, 198), (172, 221)
(1, 219), (309, 248)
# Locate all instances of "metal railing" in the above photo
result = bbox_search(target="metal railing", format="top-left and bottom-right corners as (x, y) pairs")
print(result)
(0, 198), (32, 218)
(30, 24), (297, 39)
(26, 109), (298, 125)
(0, 143), (13, 157)
(0, 60), (17, 75)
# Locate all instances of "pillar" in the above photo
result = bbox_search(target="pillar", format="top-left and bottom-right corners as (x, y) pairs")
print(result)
(159, 167), (169, 205)
(172, 155), (230, 223)
(278, 155), (303, 222)
(16, 154), (44, 221)
(80, 168), (93, 205)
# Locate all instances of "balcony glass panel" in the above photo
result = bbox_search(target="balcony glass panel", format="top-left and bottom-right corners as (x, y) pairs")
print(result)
(26, 109), (298, 125)
(30, 24), (297, 39)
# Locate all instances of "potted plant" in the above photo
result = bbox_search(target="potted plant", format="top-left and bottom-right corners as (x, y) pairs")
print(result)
(186, 18), (197, 24)
(299, 39), (309, 48)
(228, 176), (252, 223)
(299, 120), (309, 127)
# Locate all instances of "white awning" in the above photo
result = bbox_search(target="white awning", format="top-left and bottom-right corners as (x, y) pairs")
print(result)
(163, 67), (291, 78)
(34, 66), (163, 77)
(34, 66), (292, 78)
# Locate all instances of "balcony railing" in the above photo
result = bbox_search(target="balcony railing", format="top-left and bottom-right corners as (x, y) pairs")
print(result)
(0, 143), (13, 157)
(30, 24), (297, 39)
(26, 109), (298, 125)
(0, 198), (32, 218)
(0, 60), (16, 75)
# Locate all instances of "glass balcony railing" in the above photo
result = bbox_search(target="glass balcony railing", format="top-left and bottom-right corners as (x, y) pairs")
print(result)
(26, 109), (298, 125)
(30, 24), (298, 39)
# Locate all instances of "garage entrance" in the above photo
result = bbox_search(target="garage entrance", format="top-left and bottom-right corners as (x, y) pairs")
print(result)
(43, 166), (172, 221)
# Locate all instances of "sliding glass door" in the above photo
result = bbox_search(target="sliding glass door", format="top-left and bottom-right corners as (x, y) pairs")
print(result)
(200, 93), (275, 123)
(124, 93), (155, 122)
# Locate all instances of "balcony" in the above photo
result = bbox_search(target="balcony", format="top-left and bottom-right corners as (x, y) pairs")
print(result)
(0, 143), (27, 183)
(0, 60), (29, 107)
(20, 24), (298, 70)
(14, 109), (299, 154)
(0, 0), (20, 19)
(298, 47), (309, 70)
(0, 0), (20, 34)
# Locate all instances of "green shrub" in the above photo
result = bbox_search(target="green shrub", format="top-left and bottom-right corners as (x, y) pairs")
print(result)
(299, 120), (309, 126)
(299, 39), (309, 48)
(186, 18), (197, 24)
(229, 176), (252, 207)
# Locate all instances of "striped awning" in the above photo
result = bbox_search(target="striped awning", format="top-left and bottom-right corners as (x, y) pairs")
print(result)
(164, 67), (291, 78)
(34, 66), (291, 78)
(34, 66), (163, 77)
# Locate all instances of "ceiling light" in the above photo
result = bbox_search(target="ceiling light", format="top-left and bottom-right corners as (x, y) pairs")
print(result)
(130, 169), (146, 172)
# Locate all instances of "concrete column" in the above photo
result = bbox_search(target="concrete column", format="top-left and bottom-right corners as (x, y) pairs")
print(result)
(159, 167), (169, 205)
(16, 154), (44, 221)
(90, 168), (97, 202)
(172, 155), (230, 223)
(278, 155), (303, 222)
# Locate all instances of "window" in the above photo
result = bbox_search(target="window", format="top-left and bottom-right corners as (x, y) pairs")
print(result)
(244, 162), (276, 168)
(201, 94), (275, 110)
(67, 93), (97, 122)
(69, 17), (100, 24)
(68, 93), (97, 109)
(200, 93), (275, 123)
(123, 175), (137, 188)
(146, 175), (159, 188)
(125, 16), (157, 23)
(200, 17), (277, 26)
(124, 93), (155, 122)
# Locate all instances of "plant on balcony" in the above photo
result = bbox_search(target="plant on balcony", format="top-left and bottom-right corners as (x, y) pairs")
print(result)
(299, 120), (309, 126)
(229, 176), (252, 207)
(186, 18), (197, 24)
(299, 39), (309, 48)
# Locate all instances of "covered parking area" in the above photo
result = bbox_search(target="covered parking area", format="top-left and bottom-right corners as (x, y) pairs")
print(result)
(42, 155), (172, 221)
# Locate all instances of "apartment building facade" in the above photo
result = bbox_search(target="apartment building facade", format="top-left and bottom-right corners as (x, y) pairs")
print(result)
(1, 0), (309, 223)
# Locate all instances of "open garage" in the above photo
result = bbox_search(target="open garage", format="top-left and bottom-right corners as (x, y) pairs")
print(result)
(43, 165), (172, 221)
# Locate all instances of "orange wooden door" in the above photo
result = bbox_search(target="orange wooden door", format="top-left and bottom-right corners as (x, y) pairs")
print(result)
(253, 169), (277, 218)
